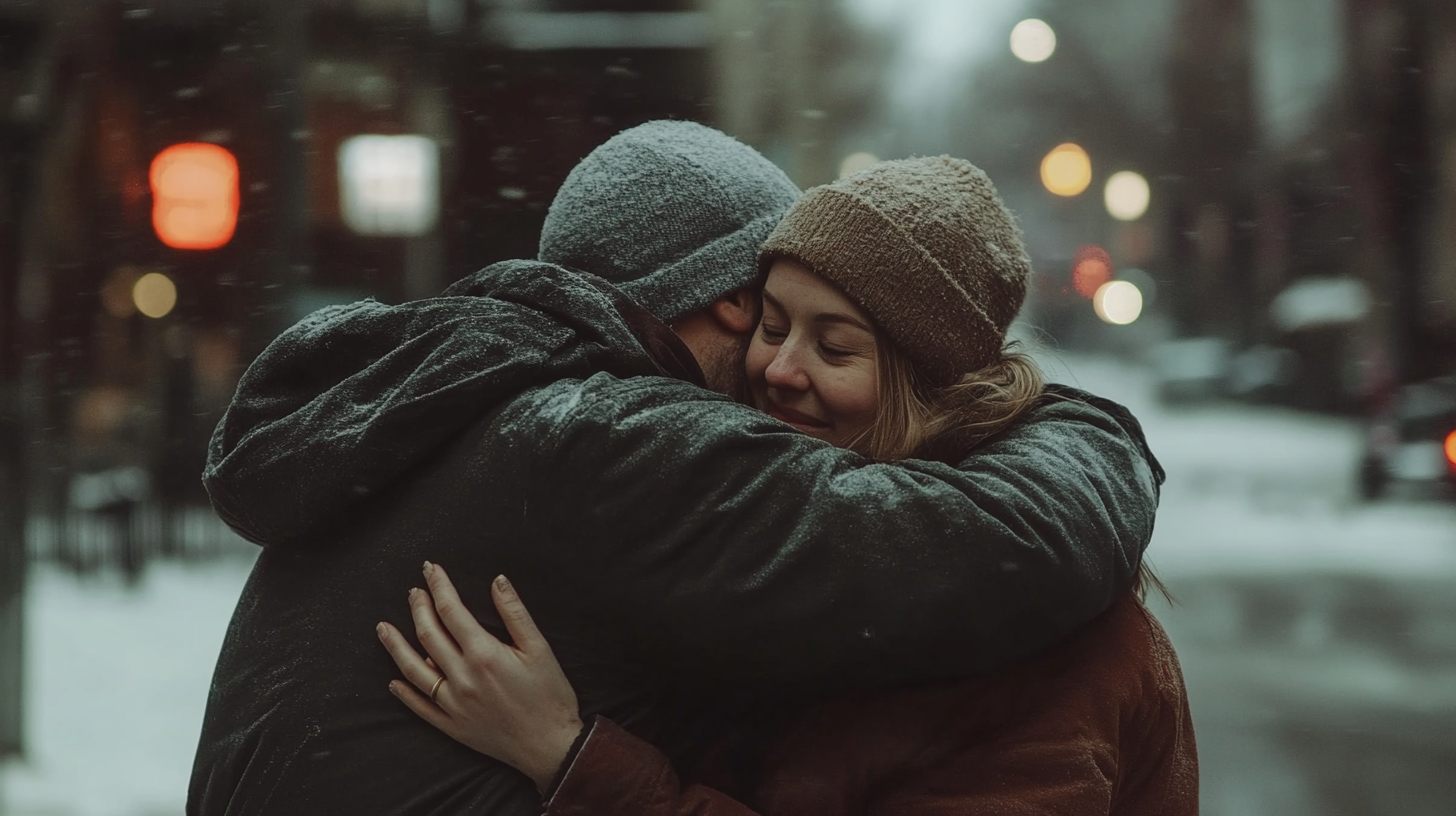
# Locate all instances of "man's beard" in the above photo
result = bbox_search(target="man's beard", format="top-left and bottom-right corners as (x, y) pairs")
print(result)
(700, 333), (753, 405)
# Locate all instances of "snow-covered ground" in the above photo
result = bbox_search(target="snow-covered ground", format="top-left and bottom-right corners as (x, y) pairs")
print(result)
(2, 354), (1454, 816)
(1, 558), (255, 816)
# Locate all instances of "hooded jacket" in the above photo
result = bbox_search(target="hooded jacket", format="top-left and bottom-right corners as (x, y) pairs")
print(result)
(189, 261), (1164, 816)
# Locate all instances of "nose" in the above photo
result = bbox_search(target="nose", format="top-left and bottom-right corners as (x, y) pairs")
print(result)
(764, 342), (811, 392)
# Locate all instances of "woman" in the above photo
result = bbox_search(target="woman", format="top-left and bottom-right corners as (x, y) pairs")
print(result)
(377, 156), (1198, 814)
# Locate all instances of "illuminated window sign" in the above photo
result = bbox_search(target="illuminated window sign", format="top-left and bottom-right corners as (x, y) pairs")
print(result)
(338, 135), (440, 237)
(151, 143), (240, 250)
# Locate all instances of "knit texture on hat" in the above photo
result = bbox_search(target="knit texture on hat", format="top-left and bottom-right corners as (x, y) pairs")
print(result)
(539, 120), (800, 324)
(759, 156), (1031, 384)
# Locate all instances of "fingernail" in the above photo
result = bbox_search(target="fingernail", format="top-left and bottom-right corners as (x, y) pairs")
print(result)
(376, 623), (386, 639)
(408, 587), (419, 599)
(387, 681), (399, 696)
(423, 561), (434, 578)
(494, 575), (511, 594)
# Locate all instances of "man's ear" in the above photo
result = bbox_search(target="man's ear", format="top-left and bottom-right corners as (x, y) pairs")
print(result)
(708, 288), (758, 334)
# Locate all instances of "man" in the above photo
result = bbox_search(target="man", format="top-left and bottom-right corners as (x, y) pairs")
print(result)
(189, 121), (1161, 815)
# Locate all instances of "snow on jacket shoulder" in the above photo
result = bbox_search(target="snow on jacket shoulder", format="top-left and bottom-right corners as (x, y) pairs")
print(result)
(204, 259), (697, 546)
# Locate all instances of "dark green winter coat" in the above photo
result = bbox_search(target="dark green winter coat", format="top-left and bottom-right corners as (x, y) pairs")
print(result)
(188, 260), (1162, 816)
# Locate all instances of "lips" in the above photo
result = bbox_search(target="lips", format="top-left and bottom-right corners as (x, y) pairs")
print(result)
(765, 401), (829, 430)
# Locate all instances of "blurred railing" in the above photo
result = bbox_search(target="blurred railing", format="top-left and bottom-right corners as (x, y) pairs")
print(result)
(25, 503), (254, 580)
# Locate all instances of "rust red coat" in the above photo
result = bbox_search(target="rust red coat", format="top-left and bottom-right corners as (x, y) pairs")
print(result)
(547, 594), (1198, 816)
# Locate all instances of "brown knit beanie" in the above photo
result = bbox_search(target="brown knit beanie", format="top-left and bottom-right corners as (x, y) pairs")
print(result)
(758, 156), (1031, 385)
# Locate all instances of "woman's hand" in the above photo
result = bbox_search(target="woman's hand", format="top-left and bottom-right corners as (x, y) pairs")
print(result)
(377, 563), (585, 793)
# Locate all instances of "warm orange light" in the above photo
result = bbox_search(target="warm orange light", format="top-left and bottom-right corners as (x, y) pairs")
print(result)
(1445, 430), (1456, 468)
(1040, 143), (1092, 197)
(151, 143), (238, 250)
(1072, 245), (1113, 299)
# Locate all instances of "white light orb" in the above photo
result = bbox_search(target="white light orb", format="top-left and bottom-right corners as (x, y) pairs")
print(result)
(1010, 19), (1056, 63)
(1093, 280), (1143, 325)
(338, 134), (441, 237)
(1104, 171), (1151, 221)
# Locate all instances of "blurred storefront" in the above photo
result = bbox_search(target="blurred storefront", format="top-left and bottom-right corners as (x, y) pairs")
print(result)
(1164, 0), (1456, 411)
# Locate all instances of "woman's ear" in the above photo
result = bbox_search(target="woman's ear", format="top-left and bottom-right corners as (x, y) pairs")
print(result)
(708, 288), (759, 335)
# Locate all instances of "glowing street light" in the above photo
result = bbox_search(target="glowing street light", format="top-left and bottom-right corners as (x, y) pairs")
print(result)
(338, 135), (441, 237)
(1104, 171), (1151, 221)
(150, 143), (239, 250)
(1010, 19), (1056, 63)
(133, 272), (178, 319)
(1041, 143), (1092, 197)
(1093, 280), (1143, 325)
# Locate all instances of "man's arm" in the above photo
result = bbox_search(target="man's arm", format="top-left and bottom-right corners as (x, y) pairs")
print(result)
(510, 373), (1160, 690)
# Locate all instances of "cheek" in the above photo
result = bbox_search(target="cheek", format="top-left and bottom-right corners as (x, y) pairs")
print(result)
(822, 367), (879, 424)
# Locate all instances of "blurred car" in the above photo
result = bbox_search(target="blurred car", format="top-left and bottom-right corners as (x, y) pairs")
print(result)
(1148, 337), (1230, 404)
(1359, 373), (1456, 500)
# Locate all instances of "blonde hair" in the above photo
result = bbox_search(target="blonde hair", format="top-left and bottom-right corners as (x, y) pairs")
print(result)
(848, 337), (1169, 604)
(850, 340), (1044, 464)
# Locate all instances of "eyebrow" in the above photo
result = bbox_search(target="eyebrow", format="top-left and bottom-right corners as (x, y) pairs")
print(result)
(762, 291), (875, 333)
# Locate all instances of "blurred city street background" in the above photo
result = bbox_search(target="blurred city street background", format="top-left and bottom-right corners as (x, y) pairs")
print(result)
(2, 0), (1455, 813)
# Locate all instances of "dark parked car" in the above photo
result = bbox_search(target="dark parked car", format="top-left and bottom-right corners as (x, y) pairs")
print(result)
(1359, 373), (1456, 499)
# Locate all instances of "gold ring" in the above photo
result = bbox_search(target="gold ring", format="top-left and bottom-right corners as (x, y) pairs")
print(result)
(429, 676), (446, 703)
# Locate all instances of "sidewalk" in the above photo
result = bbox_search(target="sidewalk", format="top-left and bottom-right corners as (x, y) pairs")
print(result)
(0, 558), (255, 816)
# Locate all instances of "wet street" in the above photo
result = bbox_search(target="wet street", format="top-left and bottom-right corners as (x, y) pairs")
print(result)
(2, 355), (1455, 816)
(1157, 575), (1456, 815)
(1062, 354), (1456, 816)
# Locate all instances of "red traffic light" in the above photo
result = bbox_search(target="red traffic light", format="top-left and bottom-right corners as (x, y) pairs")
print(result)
(150, 143), (239, 250)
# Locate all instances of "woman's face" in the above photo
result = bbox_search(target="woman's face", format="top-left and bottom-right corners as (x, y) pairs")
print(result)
(746, 259), (880, 448)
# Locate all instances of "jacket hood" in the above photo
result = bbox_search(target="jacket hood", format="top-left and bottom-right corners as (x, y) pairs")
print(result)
(204, 260), (700, 546)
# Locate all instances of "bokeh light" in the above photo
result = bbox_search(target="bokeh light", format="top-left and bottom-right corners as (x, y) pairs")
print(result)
(838, 151), (880, 178)
(1104, 170), (1151, 220)
(1040, 143), (1092, 196)
(1093, 280), (1144, 325)
(1010, 19), (1056, 63)
(1072, 245), (1113, 299)
(339, 134), (441, 237)
(133, 272), (178, 319)
(1446, 430), (1456, 468)
(150, 143), (239, 250)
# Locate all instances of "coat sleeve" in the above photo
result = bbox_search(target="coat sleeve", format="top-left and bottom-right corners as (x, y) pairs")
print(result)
(545, 717), (762, 816)
(514, 373), (1161, 690)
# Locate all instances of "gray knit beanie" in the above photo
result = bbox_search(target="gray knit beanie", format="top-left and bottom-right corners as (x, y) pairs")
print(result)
(758, 156), (1032, 385)
(539, 120), (800, 323)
